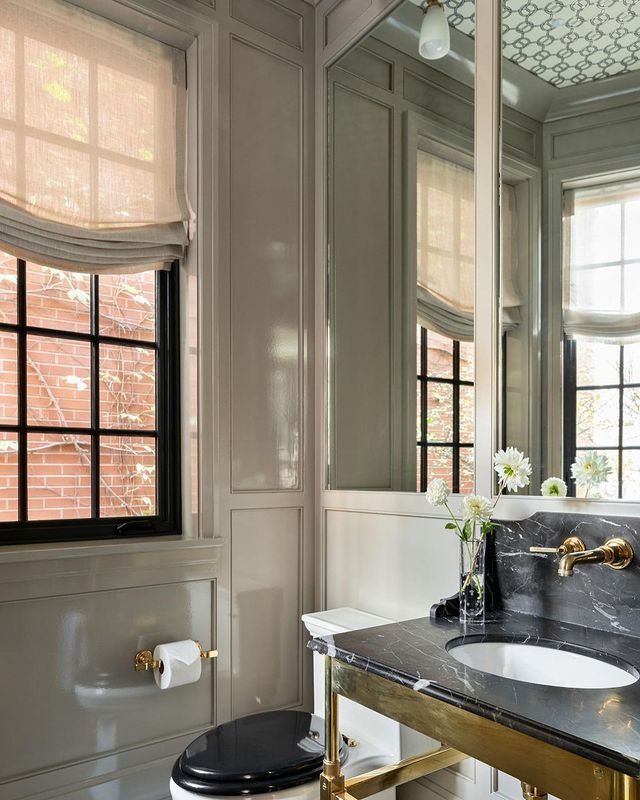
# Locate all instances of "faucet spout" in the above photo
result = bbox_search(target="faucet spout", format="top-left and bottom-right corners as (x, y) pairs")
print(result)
(557, 537), (633, 577)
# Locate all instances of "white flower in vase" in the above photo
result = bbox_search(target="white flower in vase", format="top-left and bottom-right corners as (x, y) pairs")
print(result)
(540, 476), (567, 497)
(425, 477), (449, 507)
(461, 494), (493, 524)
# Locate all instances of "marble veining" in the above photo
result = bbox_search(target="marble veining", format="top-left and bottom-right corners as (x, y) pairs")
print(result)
(493, 512), (640, 636)
(310, 511), (640, 777)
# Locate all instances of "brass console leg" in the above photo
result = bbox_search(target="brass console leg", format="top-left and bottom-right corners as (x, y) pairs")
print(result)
(321, 657), (345, 800)
(522, 783), (548, 800)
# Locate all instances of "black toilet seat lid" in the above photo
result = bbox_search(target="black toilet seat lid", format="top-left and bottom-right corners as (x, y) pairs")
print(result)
(172, 710), (348, 796)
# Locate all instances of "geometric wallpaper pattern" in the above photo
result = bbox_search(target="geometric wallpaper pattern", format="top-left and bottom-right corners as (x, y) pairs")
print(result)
(443, 0), (640, 89)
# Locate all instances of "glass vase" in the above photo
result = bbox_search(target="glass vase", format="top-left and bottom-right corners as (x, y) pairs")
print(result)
(459, 535), (486, 624)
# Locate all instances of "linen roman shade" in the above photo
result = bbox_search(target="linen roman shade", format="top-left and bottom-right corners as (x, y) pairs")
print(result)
(563, 178), (640, 344)
(0, 0), (190, 273)
(416, 150), (520, 341)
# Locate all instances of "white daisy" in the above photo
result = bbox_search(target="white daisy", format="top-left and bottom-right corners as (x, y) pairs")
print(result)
(540, 477), (568, 497)
(426, 477), (449, 507)
(493, 447), (532, 492)
(570, 452), (612, 489)
(461, 494), (493, 524)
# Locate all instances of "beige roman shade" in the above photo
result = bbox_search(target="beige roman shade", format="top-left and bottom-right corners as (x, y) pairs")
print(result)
(0, 0), (190, 273)
(563, 178), (640, 344)
(416, 150), (520, 341)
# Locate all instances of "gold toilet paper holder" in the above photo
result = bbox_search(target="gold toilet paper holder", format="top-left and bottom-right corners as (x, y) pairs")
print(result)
(134, 641), (218, 672)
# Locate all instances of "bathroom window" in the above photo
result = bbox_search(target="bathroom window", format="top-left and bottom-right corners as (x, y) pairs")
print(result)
(416, 324), (474, 493)
(563, 178), (640, 499)
(0, 253), (180, 543)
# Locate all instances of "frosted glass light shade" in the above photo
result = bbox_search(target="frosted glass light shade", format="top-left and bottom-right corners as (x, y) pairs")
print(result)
(419, 3), (450, 60)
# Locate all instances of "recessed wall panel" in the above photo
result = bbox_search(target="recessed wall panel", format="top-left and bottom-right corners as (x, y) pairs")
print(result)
(0, 580), (213, 781)
(231, 507), (302, 717)
(230, 38), (302, 492)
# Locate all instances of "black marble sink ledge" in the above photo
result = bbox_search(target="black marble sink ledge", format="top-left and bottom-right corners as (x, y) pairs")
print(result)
(308, 611), (640, 778)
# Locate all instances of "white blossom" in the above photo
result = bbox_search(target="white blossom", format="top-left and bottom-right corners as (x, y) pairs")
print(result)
(426, 478), (449, 507)
(571, 452), (612, 489)
(493, 447), (532, 492)
(541, 477), (567, 497)
(461, 494), (493, 524)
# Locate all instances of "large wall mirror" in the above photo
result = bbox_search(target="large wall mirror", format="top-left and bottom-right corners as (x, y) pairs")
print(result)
(327, 0), (479, 492)
(498, 0), (640, 501)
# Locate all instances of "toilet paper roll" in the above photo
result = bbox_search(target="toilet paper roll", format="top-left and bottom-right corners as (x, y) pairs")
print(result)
(153, 640), (202, 690)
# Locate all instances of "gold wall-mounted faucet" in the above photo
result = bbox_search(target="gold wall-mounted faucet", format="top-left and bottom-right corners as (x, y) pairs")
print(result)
(557, 538), (634, 577)
(528, 536), (633, 577)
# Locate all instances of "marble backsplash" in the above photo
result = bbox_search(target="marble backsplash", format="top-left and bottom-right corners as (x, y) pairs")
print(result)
(493, 512), (640, 637)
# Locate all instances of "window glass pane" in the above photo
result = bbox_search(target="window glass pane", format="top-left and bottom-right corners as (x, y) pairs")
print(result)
(99, 344), (155, 430)
(625, 342), (640, 384)
(623, 263), (640, 314)
(576, 388), (619, 447)
(571, 202), (621, 266)
(575, 450), (618, 500)
(99, 271), (156, 342)
(460, 447), (474, 494)
(625, 200), (640, 260)
(100, 435), (156, 517)
(460, 384), (474, 443)
(0, 252), (17, 324)
(623, 388), (640, 446)
(98, 66), (154, 161)
(426, 330), (453, 379)
(0, 331), (17, 424)
(0, 432), (18, 521)
(570, 265), (622, 312)
(416, 380), (422, 440)
(427, 447), (452, 490)
(24, 38), (89, 142)
(427, 383), (453, 442)
(622, 451), (640, 501)
(459, 340), (474, 382)
(416, 446), (422, 492)
(26, 263), (90, 333)
(27, 335), (91, 426)
(576, 341), (619, 386)
(27, 433), (91, 520)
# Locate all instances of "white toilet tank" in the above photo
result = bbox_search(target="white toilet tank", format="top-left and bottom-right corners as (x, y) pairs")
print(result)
(302, 607), (439, 764)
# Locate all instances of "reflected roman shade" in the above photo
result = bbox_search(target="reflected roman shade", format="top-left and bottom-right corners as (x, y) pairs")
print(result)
(0, 0), (190, 273)
(416, 150), (520, 341)
(563, 179), (640, 344)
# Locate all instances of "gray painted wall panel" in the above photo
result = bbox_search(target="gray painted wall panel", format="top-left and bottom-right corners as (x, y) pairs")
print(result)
(331, 85), (393, 490)
(230, 37), (303, 493)
(231, 507), (303, 717)
(0, 581), (213, 782)
(230, 0), (304, 50)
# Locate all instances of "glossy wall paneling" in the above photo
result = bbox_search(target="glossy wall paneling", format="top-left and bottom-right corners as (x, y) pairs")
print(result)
(231, 507), (304, 717)
(0, 578), (213, 796)
(229, 37), (303, 493)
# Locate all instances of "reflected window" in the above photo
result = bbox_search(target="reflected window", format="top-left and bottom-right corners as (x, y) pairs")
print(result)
(564, 179), (640, 499)
(417, 325), (474, 493)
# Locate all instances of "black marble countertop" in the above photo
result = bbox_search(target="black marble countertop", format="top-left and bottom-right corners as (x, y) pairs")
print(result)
(308, 611), (640, 777)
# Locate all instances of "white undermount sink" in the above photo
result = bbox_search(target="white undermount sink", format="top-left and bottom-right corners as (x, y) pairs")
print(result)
(448, 639), (639, 689)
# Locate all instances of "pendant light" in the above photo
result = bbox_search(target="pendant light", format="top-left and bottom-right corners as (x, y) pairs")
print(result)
(419, 0), (450, 60)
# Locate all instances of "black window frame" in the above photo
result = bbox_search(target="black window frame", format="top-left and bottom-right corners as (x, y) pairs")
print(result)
(417, 324), (474, 493)
(563, 336), (640, 500)
(0, 258), (181, 545)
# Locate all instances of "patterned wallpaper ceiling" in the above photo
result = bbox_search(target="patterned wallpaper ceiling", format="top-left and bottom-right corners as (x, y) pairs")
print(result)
(443, 0), (640, 89)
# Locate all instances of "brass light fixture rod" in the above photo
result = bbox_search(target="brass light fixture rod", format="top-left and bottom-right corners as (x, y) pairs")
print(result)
(134, 641), (218, 672)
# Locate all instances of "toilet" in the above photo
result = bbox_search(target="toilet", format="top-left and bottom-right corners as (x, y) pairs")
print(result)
(170, 607), (416, 800)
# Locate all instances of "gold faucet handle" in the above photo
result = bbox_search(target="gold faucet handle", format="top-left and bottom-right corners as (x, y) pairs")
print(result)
(529, 536), (586, 556)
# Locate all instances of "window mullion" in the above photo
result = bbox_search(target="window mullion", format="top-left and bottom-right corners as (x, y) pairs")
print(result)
(90, 276), (100, 520)
(17, 260), (27, 522)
